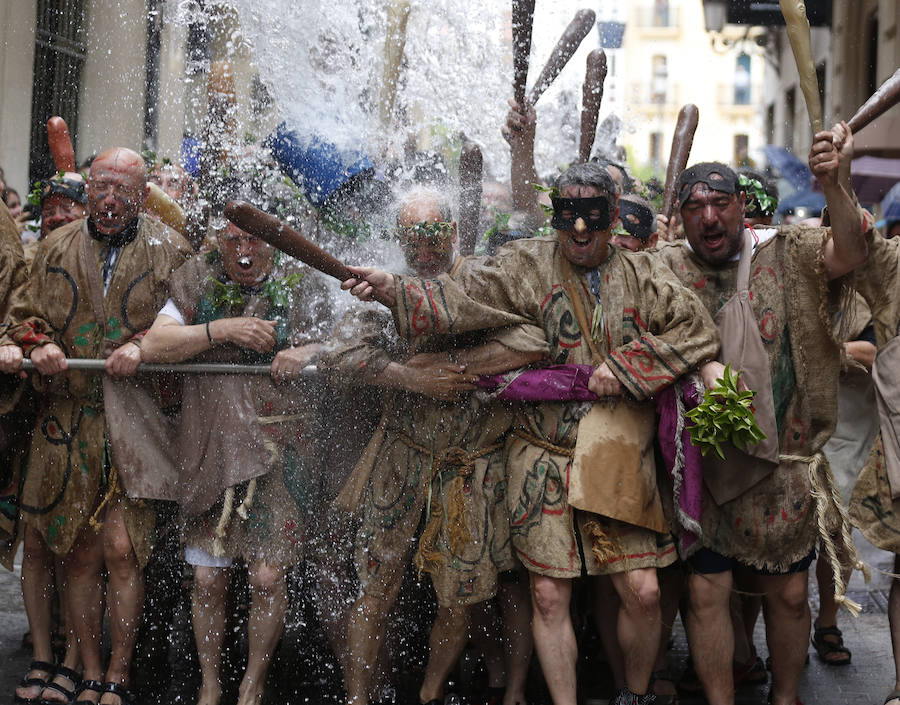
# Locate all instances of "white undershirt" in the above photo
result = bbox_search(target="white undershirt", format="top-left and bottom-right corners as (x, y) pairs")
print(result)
(158, 298), (185, 325)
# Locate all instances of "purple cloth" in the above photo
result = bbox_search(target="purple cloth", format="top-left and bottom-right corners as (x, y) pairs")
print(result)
(476, 365), (599, 402)
(478, 364), (705, 555)
(655, 378), (704, 554)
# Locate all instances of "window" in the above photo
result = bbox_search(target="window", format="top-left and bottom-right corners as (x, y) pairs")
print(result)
(734, 134), (749, 166)
(734, 53), (751, 105)
(651, 55), (667, 104)
(650, 132), (663, 165)
(29, 0), (86, 182)
(653, 0), (670, 27)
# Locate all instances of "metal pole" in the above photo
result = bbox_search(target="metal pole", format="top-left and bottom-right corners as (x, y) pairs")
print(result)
(20, 359), (319, 376)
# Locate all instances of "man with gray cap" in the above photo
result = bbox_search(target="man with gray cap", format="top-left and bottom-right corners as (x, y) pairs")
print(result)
(655, 122), (873, 705)
(21, 172), (88, 269)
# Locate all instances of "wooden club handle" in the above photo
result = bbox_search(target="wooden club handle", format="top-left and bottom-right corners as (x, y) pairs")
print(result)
(662, 104), (700, 222)
(578, 49), (607, 164)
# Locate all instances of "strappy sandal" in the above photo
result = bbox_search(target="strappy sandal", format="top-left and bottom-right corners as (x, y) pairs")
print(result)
(884, 689), (900, 705)
(811, 621), (851, 666)
(73, 680), (104, 705)
(39, 666), (81, 704)
(96, 682), (134, 705)
(13, 661), (56, 705)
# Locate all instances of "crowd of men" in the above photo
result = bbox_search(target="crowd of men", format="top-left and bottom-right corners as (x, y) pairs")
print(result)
(0, 89), (899, 705)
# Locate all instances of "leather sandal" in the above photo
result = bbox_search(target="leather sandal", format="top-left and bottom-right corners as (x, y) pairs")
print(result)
(40, 665), (81, 704)
(73, 680), (104, 705)
(884, 689), (900, 705)
(811, 621), (851, 666)
(14, 661), (56, 705)
(96, 682), (134, 705)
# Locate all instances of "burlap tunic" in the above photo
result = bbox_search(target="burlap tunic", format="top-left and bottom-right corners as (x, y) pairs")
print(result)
(656, 226), (853, 569)
(3, 216), (192, 566)
(389, 238), (719, 577)
(0, 201), (29, 565)
(167, 251), (333, 566)
(849, 232), (900, 553)
(320, 303), (527, 606)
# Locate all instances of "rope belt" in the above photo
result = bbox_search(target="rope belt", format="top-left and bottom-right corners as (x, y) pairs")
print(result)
(394, 431), (503, 577)
(781, 451), (870, 616)
(511, 426), (575, 458)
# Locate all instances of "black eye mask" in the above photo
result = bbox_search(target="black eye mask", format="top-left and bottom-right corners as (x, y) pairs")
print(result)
(551, 196), (613, 232)
(619, 200), (655, 240)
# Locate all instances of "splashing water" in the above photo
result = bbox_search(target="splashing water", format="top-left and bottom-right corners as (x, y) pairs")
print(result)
(172, 0), (609, 182)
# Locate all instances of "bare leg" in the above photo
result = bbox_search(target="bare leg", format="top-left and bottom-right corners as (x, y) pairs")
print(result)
(651, 565), (683, 699)
(345, 587), (403, 705)
(686, 570), (734, 705)
(16, 525), (57, 701)
(812, 543), (852, 664)
(609, 568), (661, 696)
(530, 574), (576, 705)
(99, 501), (145, 703)
(593, 575), (625, 689)
(759, 571), (810, 705)
(64, 520), (106, 704)
(42, 579), (83, 704)
(192, 566), (230, 705)
(889, 555), (900, 704)
(236, 561), (287, 705)
(419, 606), (471, 703)
(470, 600), (505, 689)
(498, 573), (532, 705)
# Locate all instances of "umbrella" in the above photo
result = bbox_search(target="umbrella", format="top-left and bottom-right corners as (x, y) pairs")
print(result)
(882, 181), (900, 223)
(762, 145), (812, 191)
(851, 156), (900, 206)
(777, 189), (825, 217)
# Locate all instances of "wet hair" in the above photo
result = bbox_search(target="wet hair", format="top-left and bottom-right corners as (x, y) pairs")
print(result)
(393, 184), (454, 224)
(590, 156), (635, 194)
(554, 162), (617, 199)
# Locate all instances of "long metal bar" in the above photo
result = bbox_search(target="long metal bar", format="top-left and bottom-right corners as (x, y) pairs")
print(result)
(20, 359), (319, 376)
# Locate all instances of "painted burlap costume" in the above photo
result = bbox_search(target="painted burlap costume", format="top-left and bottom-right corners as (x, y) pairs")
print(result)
(388, 238), (719, 578)
(3, 215), (192, 566)
(656, 224), (860, 570)
(850, 232), (900, 553)
(166, 250), (334, 566)
(320, 297), (539, 606)
(0, 201), (29, 566)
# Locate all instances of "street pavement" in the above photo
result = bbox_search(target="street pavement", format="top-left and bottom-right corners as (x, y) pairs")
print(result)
(0, 530), (895, 705)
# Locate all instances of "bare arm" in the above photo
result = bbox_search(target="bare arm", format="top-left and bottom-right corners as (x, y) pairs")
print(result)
(453, 340), (545, 375)
(140, 314), (276, 363)
(503, 98), (544, 224)
(844, 340), (876, 371)
(813, 122), (869, 279)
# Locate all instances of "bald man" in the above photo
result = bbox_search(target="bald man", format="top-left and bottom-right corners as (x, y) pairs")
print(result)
(0, 148), (192, 705)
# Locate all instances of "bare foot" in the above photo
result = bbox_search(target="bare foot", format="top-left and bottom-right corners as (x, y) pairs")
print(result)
(40, 668), (81, 704)
(196, 681), (223, 705)
(235, 680), (264, 705)
(15, 664), (54, 702)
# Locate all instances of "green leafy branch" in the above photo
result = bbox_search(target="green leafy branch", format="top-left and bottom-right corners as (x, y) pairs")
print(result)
(684, 364), (767, 460)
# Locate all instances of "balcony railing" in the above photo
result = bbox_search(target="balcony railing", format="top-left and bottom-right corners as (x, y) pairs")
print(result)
(628, 83), (681, 107)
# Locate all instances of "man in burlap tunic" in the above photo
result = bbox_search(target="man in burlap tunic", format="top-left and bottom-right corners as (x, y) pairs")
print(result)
(342, 164), (719, 705)
(322, 187), (546, 705)
(654, 125), (871, 705)
(0, 198), (28, 550)
(846, 228), (900, 705)
(0, 148), (192, 705)
(141, 216), (333, 705)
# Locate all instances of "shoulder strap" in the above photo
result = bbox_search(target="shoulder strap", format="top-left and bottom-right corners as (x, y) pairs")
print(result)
(736, 228), (754, 294)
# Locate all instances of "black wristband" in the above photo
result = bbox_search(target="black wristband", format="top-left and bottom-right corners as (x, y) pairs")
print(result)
(206, 321), (215, 346)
